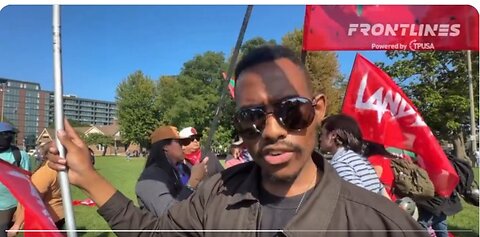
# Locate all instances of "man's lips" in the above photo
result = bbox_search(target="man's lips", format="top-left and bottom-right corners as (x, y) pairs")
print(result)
(263, 151), (294, 165)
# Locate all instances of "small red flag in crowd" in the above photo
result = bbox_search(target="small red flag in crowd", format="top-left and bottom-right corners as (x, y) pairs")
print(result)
(342, 54), (459, 197)
(222, 72), (235, 99)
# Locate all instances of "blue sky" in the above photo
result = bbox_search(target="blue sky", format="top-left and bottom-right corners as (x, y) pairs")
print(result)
(0, 5), (387, 102)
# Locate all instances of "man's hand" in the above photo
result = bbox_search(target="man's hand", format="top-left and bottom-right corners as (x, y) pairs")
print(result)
(46, 119), (117, 207)
(46, 119), (96, 188)
(187, 157), (209, 189)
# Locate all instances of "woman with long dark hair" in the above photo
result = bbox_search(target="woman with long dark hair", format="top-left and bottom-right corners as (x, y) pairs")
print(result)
(135, 126), (208, 217)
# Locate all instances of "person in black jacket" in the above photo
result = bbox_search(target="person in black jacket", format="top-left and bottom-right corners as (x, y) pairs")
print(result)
(415, 152), (468, 237)
(135, 125), (208, 216)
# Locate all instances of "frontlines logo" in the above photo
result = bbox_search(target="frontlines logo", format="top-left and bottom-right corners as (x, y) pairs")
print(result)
(348, 23), (461, 37)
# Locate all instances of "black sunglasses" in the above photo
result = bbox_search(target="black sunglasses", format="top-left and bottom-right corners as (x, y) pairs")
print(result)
(234, 96), (316, 139)
(179, 134), (202, 146)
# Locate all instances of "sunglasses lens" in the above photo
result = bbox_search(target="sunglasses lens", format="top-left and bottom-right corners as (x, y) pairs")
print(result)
(179, 139), (190, 146)
(276, 97), (315, 130)
(192, 135), (201, 141)
(234, 97), (314, 138)
(234, 107), (266, 139)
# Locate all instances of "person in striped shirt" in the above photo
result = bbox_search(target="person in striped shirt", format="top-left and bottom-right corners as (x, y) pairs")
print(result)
(319, 114), (384, 194)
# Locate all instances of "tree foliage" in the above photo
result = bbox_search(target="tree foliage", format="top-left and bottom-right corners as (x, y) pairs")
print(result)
(378, 51), (479, 160)
(115, 71), (159, 149)
(240, 36), (276, 56)
(153, 52), (236, 153)
(281, 29), (345, 115)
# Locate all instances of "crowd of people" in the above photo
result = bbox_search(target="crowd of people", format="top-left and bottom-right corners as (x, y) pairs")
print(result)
(0, 45), (477, 237)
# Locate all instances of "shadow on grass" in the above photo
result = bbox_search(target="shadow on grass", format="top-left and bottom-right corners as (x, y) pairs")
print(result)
(448, 224), (479, 237)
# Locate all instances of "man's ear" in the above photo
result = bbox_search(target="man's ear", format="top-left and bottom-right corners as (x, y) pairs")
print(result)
(313, 94), (326, 126)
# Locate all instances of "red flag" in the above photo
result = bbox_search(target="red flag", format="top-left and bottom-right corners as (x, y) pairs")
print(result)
(342, 54), (459, 197)
(0, 160), (63, 237)
(222, 72), (235, 99)
(303, 5), (479, 51)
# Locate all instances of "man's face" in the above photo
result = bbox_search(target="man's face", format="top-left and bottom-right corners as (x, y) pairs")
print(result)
(235, 58), (326, 182)
(165, 140), (185, 163)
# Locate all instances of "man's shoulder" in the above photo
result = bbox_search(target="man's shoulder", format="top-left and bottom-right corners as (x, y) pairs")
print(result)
(200, 162), (256, 192)
(337, 180), (423, 230)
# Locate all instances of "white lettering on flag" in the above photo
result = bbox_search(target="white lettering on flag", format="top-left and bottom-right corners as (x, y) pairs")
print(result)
(355, 73), (426, 127)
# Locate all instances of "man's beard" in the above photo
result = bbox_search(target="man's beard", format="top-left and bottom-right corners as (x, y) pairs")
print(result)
(264, 172), (299, 184)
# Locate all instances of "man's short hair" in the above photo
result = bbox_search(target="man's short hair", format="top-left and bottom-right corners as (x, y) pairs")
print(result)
(234, 45), (305, 80)
(322, 114), (364, 153)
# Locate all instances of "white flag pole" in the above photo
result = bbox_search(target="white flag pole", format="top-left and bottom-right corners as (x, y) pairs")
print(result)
(53, 5), (77, 236)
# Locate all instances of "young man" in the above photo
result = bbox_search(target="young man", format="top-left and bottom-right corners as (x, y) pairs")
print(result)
(0, 122), (30, 236)
(318, 114), (384, 194)
(47, 45), (427, 236)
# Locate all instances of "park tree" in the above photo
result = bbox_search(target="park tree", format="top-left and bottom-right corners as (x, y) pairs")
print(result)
(84, 133), (114, 156)
(155, 51), (235, 152)
(116, 71), (159, 150)
(378, 51), (479, 162)
(281, 29), (345, 115)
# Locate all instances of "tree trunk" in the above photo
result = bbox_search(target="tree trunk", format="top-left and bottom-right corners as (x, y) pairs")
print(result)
(102, 145), (107, 156)
(452, 131), (472, 166)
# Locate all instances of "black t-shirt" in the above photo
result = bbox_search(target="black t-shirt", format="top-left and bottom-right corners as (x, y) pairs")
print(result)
(258, 185), (314, 237)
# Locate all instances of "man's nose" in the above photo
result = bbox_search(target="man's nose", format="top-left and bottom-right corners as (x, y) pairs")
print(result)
(261, 114), (287, 142)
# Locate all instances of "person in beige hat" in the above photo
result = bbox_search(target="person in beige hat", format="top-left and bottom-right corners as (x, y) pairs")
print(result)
(134, 125), (208, 216)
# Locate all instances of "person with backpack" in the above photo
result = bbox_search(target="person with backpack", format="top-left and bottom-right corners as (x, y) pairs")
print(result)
(363, 141), (436, 220)
(415, 151), (477, 237)
(364, 141), (399, 201)
(0, 122), (30, 237)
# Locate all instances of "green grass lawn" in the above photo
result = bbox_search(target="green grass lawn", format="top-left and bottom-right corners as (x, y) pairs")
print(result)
(51, 156), (478, 237)
(68, 156), (145, 236)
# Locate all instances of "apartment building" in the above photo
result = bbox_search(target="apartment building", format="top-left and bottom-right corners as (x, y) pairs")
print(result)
(0, 78), (117, 149)
(60, 95), (117, 126)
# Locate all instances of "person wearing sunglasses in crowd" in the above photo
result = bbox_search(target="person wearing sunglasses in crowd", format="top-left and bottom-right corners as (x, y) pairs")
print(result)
(135, 126), (209, 217)
(46, 45), (427, 236)
(318, 114), (386, 196)
(178, 127), (224, 177)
